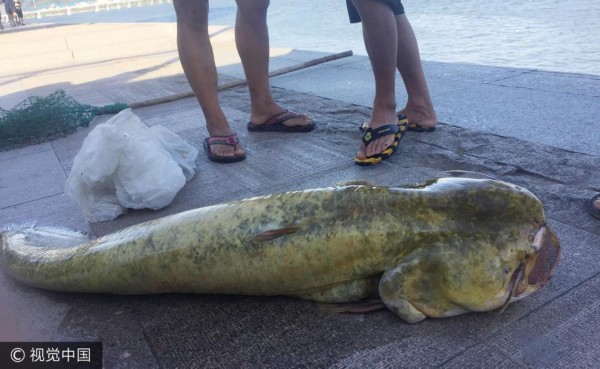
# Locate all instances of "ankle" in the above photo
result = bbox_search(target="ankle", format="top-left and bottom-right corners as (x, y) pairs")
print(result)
(250, 100), (282, 119)
(404, 100), (436, 119)
(204, 114), (233, 136)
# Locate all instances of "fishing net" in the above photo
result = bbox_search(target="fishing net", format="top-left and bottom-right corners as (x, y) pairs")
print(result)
(0, 90), (128, 151)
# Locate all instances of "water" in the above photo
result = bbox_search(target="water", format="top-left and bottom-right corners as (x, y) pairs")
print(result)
(28, 0), (600, 76)
(265, 0), (600, 76)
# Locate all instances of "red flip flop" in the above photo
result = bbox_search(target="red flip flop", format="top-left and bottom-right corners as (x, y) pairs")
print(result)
(203, 134), (246, 163)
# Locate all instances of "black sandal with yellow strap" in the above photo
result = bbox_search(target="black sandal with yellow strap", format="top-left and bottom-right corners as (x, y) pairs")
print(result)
(354, 123), (406, 166)
(359, 114), (435, 132)
(359, 114), (408, 132)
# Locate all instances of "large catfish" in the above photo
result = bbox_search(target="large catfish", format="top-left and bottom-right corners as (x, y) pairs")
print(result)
(0, 176), (560, 323)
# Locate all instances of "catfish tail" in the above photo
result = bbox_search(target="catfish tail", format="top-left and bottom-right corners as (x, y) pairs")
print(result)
(0, 224), (92, 286)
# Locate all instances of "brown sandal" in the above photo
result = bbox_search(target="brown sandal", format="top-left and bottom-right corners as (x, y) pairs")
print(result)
(247, 110), (315, 132)
(203, 134), (246, 163)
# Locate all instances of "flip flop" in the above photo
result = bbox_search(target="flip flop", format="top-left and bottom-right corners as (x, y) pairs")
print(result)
(354, 122), (407, 166)
(203, 134), (246, 163)
(359, 114), (435, 132)
(588, 194), (600, 219)
(247, 110), (316, 132)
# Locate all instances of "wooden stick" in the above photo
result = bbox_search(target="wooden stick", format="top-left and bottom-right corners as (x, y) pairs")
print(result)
(128, 50), (353, 109)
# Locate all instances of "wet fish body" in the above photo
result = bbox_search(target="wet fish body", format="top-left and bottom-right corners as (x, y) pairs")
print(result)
(0, 177), (560, 323)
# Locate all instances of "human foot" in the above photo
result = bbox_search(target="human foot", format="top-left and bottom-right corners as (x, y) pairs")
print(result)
(398, 105), (437, 131)
(354, 122), (406, 166)
(247, 107), (315, 132)
(203, 125), (246, 163)
(359, 110), (437, 133)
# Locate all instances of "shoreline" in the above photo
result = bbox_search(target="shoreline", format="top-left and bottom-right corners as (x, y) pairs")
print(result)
(5, 1), (600, 77)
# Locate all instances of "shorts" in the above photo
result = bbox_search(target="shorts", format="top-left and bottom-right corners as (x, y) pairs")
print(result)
(346, 0), (405, 23)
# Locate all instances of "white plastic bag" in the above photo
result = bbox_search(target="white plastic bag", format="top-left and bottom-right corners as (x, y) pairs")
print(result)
(65, 109), (199, 222)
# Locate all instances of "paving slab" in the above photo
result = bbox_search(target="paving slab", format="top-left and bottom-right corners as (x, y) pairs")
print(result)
(485, 265), (600, 367)
(0, 271), (71, 342)
(0, 148), (66, 209)
(430, 83), (600, 156)
(443, 344), (523, 369)
(491, 70), (600, 97)
(270, 58), (600, 157)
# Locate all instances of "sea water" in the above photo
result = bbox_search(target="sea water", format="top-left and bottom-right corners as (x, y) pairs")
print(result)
(26, 0), (600, 76)
(266, 0), (600, 76)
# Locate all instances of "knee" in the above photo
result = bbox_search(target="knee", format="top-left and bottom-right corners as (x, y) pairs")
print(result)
(236, 0), (270, 20)
(173, 0), (209, 30)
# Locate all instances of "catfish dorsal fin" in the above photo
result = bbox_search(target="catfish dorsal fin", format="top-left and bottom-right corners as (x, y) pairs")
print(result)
(336, 180), (375, 187)
(436, 170), (499, 180)
(252, 225), (301, 242)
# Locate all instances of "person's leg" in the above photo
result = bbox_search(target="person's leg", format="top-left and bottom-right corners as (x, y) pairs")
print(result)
(234, 0), (312, 128)
(395, 14), (436, 128)
(352, 0), (400, 159)
(173, 0), (244, 159)
(9, 9), (16, 27)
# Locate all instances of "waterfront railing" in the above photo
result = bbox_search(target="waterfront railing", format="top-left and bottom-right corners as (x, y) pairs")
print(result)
(1, 0), (172, 24)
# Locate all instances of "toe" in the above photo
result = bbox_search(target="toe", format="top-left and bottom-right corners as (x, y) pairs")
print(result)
(214, 144), (234, 157)
(366, 136), (391, 157)
(356, 143), (367, 160)
(284, 114), (311, 128)
(234, 143), (246, 157)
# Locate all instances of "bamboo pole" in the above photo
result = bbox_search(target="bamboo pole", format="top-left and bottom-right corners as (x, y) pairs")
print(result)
(128, 50), (353, 109)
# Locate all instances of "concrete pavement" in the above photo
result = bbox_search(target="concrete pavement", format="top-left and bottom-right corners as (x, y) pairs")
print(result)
(1, 19), (600, 368)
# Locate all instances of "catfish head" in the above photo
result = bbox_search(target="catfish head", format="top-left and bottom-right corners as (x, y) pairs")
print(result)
(498, 223), (561, 312)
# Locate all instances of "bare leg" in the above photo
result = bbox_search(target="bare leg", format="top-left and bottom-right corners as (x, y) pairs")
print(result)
(395, 15), (436, 127)
(173, 0), (245, 159)
(352, 0), (399, 159)
(235, 0), (312, 128)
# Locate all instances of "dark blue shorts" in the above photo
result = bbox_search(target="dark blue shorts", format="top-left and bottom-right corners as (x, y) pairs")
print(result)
(346, 0), (405, 23)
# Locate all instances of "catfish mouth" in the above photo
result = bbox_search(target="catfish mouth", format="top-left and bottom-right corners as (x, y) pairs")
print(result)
(527, 224), (561, 287)
(498, 224), (561, 313)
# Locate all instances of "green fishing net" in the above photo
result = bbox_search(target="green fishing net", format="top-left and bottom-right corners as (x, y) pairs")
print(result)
(0, 90), (128, 151)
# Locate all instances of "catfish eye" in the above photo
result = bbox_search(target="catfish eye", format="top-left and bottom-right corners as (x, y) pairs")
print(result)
(504, 267), (510, 274)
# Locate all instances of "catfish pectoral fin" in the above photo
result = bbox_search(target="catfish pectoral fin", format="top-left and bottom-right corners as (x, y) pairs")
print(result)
(252, 225), (301, 242)
(324, 299), (386, 314)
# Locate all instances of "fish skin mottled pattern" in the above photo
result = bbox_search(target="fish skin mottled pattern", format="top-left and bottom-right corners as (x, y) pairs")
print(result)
(0, 178), (553, 321)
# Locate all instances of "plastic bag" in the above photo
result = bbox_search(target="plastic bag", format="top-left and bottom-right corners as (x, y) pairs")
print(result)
(65, 109), (199, 222)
